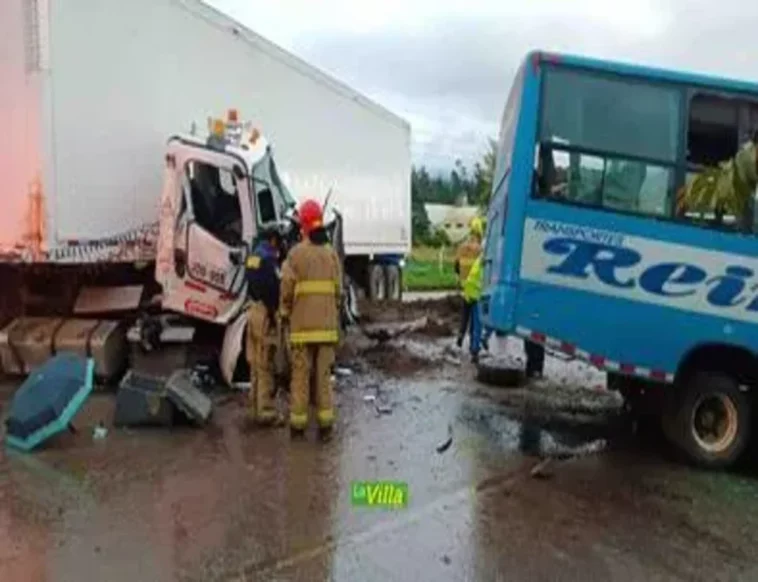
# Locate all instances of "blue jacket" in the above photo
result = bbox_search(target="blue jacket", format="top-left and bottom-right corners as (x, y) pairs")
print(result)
(246, 240), (280, 318)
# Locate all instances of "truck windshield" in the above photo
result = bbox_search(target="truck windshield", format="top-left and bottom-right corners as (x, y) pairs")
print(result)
(251, 148), (297, 226)
(537, 67), (681, 218)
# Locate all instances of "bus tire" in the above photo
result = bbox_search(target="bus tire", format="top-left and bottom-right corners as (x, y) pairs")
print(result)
(476, 361), (525, 388)
(368, 264), (386, 301)
(384, 264), (402, 301)
(669, 371), (751, 470)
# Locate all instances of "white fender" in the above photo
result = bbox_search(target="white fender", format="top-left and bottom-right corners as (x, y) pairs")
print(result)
(220, 308), (249, 388)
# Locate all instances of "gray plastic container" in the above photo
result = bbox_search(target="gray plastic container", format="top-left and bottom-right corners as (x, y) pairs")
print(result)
(166, 369), (213, 426)
(114, 371), (174, 427)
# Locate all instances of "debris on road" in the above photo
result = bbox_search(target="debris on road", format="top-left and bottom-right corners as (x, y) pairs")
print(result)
(363, 394), (377, 403)
(115, 371), (175, 427)
(443, 355), (462, 367)
(436, 424), (454, 454)
(190, 361), (220, 391)
(335, 366), (354, 377)
(166, 370), (213, 426)
(93, 423), (108, 440)
(360, 316), (429, 344)
(115, 368), (214, 428)
(375, 403), (393, 415)
(5, 353), (95, 452)
(529, 458), (553, 479)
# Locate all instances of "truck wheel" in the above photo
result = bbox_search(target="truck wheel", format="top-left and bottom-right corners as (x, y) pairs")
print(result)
(668, 371), (751, 470)
(368, 264), (386, 301)
(384, 264), (402, 301)
(341, 276), (360, 327)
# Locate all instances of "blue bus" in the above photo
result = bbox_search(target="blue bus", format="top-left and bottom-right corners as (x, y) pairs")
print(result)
(481, 50), (758, 469)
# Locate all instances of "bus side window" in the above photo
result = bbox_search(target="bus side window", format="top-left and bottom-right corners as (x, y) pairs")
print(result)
(687, 94), (739, 168)
(680, 94), (742, 230)
(534, 68), (677, 219)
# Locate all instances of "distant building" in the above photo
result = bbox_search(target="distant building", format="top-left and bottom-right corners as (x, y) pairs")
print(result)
(423, 203), (479, 244)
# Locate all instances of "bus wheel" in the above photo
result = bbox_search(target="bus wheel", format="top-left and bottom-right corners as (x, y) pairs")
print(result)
(669, 371), (751, 470)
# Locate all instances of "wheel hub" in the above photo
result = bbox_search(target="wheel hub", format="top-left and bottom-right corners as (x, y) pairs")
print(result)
(691, 393), (739, 454)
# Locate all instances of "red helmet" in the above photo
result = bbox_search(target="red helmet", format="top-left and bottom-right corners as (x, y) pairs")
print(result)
(298, 199), (323, 236)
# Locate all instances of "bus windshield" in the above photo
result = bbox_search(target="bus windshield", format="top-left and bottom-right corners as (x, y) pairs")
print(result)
(536, 66), (681, 218)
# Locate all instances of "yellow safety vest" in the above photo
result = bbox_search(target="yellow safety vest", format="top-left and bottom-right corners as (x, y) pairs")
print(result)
(463, 256), (483, 302)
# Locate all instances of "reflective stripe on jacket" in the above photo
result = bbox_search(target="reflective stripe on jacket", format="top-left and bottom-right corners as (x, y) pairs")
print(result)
(463, 255), (483, 302)
(245, 240), (280, 317)
(280, 238), (342, 344)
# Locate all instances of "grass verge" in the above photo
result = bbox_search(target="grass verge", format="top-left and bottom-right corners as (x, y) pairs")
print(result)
(405, 246), (459, 291)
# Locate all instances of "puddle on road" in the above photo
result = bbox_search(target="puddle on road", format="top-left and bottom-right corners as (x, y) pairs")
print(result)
(458, 398), (609, 459)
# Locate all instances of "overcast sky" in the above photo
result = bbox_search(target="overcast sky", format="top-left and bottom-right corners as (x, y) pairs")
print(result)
(206, 0), (754, 173)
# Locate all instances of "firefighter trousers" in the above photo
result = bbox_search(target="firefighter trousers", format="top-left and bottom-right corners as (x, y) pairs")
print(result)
(289, 343), (335, 431)
(246, 302), (277, 421)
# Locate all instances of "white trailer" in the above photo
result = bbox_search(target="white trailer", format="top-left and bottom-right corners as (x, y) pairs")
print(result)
(0, 0), (411, 296)
(0, 0), (411, 383)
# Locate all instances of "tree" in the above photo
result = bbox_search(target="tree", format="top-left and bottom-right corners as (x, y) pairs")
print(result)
(474, 138), (498, 210)
(677, 138), (758, 232)
(411, 167), (432, 244)
(427, 226), (451, 248)
(409, 139), (498, 244)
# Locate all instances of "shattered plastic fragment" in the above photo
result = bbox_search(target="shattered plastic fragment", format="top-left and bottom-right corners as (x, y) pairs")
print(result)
(436, 424), (454, 453)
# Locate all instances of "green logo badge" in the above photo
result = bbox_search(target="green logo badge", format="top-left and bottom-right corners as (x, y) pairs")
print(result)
(351, 481), (408, 509)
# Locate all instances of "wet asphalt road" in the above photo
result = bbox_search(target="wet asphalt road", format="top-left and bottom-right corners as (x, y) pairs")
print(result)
(2, 330), (758, 580)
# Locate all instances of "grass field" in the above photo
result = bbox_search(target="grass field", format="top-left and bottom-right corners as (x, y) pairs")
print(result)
(404, 246), (459, 291)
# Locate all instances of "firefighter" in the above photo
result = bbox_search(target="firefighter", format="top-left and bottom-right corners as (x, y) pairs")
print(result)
(279, 199), (342, 440)
(454, 216), (483, 349)
(245, 224), (285, 427)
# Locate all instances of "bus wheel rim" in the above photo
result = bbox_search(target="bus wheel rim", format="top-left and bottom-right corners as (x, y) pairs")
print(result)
(690, 393), (739, 454)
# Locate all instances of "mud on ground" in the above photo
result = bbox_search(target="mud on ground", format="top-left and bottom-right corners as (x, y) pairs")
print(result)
(336, 297), (463, 377)
(357, 296), (461, 338)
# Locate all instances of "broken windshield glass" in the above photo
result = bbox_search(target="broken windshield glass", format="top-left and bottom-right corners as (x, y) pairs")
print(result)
(251, 147), (296, 227)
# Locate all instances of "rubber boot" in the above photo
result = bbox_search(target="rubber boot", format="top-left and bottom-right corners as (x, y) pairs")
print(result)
(318, 425), (334, 442)
(290, 426), (306, 439)
(255, 410), (285, 428)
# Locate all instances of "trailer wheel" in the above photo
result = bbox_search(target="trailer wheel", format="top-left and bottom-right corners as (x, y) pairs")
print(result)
(668, 371), (751, 470)
(368, 264), (386, 301)
(341, 276), (360, 328)
(384, 264), (402, 301)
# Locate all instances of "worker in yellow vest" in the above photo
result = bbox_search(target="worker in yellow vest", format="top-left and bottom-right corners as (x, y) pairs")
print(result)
(454, 216), (483, 349)
(279, 199), (342, 441)
(462, 253), (484, 363)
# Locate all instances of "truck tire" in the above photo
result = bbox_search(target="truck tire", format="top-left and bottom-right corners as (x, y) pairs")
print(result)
(667, 371), (751, 470)
(341, 276), (360, 327)
(384, 264), (402, 301)
(368, 264), (386, 301)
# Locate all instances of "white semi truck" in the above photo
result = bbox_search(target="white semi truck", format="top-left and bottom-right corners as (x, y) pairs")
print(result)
(0, 0), (411, 382)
